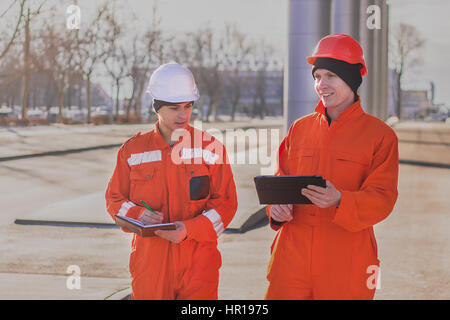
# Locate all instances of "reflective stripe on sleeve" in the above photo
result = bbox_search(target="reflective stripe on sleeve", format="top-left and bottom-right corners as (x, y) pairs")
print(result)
(202, 209), (224, 237)
(118, 201), (136, 217)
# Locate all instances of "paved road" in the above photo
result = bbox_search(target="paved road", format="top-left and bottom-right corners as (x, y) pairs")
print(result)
(0, 123), (279, 299)
(0, 120), (449, 299)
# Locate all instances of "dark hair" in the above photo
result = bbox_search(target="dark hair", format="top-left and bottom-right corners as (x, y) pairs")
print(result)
(153, 100), (194, 112)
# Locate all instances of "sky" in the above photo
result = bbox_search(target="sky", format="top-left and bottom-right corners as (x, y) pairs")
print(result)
(1, 0), (448, 105)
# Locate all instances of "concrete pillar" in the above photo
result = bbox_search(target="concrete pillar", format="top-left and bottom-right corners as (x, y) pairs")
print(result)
(358, 0), (375, 115)
(359, 0), (389, 120)
(285, 0), (389, 125)
(371, 0), (389, 120)
(372, 0), (382, 119)
(284, 0), (332, 133)
(379, 0), (389, 120)
(331, 0), (360, 39)
(358, 0), (389, 120)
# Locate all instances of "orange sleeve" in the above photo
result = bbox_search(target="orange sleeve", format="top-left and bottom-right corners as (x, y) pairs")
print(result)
(332, 132), (399, 232)
(105, 145), (145, 231)
(184, 142), (238, 242)
(266, 132), (291, 231)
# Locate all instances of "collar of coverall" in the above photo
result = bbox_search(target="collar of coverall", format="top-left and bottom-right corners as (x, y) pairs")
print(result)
(314, 95), (364, 124)
(153, 120), (193, 149)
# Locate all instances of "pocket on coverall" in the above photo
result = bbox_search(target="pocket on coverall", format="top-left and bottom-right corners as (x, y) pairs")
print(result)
(289, 147), (315, 175)
(185, 164), (211, 215)
(129, 163), (164, 212)
(333, 151), (369, 190)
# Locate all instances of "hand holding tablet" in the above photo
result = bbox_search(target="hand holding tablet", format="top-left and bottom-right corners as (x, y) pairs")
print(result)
(254, 175), (326, 205)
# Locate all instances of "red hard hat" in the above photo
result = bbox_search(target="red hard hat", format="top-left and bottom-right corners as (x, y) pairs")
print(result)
(306, 34), (367, 76)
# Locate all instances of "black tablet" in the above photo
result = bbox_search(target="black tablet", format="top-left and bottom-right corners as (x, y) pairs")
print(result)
(254, 175), (326, 204)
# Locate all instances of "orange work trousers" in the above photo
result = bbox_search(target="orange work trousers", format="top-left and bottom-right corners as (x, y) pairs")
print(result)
(265, 218), (379, 300)
(130, 236), (221, 300)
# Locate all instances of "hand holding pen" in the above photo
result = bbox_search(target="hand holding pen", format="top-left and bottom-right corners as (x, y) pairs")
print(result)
(139, 200), (164, 225)
(140, 200), (187, 243)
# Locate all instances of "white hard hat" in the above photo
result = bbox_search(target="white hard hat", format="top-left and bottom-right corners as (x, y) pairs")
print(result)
(146, 62), (200, 103)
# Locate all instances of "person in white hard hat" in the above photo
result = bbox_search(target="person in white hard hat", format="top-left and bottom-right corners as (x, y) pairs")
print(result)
(105, 62), (238, 299)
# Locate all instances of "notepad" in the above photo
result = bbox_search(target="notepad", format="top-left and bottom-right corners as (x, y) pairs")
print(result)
(114, 215), (177, 237)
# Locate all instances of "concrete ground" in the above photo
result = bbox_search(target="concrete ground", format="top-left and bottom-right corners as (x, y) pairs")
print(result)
(0, 119), (449, 299)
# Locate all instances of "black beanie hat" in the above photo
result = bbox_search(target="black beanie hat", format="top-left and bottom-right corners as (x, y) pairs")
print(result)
(312, 57), (362, 97)
(152, 99), (194, 112)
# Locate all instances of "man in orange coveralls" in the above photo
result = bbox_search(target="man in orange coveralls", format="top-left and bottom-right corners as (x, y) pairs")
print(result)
(265, 34), (399, 300)
(105, 63), (237, 300)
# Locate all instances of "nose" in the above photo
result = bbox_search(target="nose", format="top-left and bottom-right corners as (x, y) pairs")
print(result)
(178, 107), (188, 119)
(316, 78), (328, 91)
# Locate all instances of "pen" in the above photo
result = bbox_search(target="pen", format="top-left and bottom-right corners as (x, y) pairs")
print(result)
(140, 200), (161, 215)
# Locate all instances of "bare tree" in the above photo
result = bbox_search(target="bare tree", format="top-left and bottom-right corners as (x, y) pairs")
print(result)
(102, 9), (128, 122)
(104, 44), (129, 122)
(173, 25), (224, 122)
(251, 39), (275, 119)
(0, 47), (22, 110)
(73, 2), (113, 123)
(19, 0), (45, 122)
(126, 3), (167, 121)
(390, 23), (425, 119)
(220, 24), (253, 121)
(32, 12), (77, 123)
(0, 0), (26, 60)
(128, 34), (149, 120)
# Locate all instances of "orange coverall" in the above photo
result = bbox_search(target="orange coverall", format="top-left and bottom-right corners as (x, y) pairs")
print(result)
(265, 99), (398, 300)
(105, 122), (237, 299)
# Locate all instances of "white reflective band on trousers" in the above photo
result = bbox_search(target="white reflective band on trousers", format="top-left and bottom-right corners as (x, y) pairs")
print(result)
(118, 201), (136, 216)
(202, 209), (224, 237)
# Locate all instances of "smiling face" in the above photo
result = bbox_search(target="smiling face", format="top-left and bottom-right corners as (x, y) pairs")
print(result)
(157, 101), (193, 142)
(313, 68), (355, 112)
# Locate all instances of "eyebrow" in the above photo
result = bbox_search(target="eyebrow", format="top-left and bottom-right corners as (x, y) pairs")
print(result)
(169, 103), (192, 108)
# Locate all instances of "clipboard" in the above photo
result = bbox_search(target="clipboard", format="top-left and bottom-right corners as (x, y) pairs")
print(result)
(114, 215), (177, 237)
(254, 175), (326, 204)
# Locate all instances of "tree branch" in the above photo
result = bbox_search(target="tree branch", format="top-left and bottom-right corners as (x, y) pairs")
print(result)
(0, 0), (25, 60)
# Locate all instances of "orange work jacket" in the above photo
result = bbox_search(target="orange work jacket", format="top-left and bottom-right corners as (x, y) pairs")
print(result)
(106, 122), (237, 239)
(105, 122), (237, 299)
(266, 98), (399, 299)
